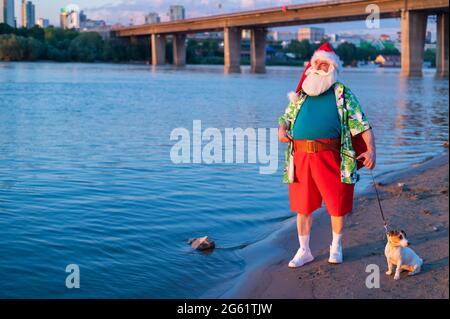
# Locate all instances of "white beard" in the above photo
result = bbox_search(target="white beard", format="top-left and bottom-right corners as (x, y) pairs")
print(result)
(302, 67), (338, 96)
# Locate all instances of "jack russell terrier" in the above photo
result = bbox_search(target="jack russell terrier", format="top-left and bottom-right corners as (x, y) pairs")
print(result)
(385, 230), (423, 280)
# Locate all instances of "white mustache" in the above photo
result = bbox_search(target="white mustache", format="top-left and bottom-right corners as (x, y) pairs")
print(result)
(306, 66), (334, 77)
(302, 67), (338, 96)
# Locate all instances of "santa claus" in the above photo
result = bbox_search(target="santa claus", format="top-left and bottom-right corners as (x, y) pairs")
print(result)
(277, 43), (376, 268)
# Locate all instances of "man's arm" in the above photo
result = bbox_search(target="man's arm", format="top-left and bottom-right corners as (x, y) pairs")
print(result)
(344, 86), (376, 169)
(356, 128), (376, 170)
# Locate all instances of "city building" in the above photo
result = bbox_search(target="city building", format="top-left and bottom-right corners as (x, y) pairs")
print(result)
(21, 0), (35, 28)
(425, 43), (436, 51)
(298, 27), (325, 43)
(335, 33), (363, 46)
(241, 29), (251, 40)
(67, 9), (79, 29)
(0, 0), (15, 27)
(145, 12), (160, 24)
(78, 10), (106, 30)
(81, 19), (106, 30)
(268, 31), (296, 42)
(79, 10), (87, 26)
(169, 5), (185, 21)
(60, 8), (68, 29)
(0, 1), (5, 25)
(21, 0), (24, 27)
(325, 33), (339, 42)
(37, 18), (49, 28)
(25, 1), (35, 28)
(425, 31), (432, 44)
(60, 7), (80, 30)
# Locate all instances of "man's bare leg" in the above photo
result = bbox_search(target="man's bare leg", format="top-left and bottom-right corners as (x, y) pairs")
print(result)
(297, 213), (313, 235)
(331, 215), (344, 234)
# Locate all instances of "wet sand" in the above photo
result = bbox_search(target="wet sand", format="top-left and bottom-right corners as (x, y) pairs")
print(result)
(228, 152), (449, 299)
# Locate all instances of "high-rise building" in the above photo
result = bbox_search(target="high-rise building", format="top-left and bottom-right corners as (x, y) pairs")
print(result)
(27, 1), (35, 28)
(0, 1), (5, 24)
(67, 9), (79, 29)
(79, 10), (87, 26)
(21, 0), (35, 28)
(2, 0), (13, 27)
(145, 12), (160, 24)
(6, 0), (14, 27)
(169, 5), (185, 21)
(298, 27), (325, 43)
(0, 2), (4, 25)
(60, 8), (68, 29)
(1, 0), (15, 27)
(37, 18), (49, 28)
(21, 0), (25, 27)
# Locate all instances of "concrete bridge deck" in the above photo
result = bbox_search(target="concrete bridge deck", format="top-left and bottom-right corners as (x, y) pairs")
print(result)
(113, 0), (449, 77)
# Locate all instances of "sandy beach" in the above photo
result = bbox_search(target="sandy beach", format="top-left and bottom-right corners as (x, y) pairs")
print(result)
(227, 151), (449, 299)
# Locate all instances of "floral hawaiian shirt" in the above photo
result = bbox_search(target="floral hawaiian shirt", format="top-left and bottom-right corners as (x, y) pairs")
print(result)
(278, 81), (372, 184)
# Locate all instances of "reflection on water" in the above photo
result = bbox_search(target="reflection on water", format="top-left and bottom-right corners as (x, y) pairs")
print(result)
(0, 63), (448, 298)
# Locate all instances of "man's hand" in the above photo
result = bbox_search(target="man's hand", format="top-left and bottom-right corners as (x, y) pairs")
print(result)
(278, 123), (292, 143)
(357, 128), (376, 170)
(356, 149), (376, 170)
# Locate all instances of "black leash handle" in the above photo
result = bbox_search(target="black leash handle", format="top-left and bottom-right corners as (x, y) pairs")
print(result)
(300, 139), (389, 232)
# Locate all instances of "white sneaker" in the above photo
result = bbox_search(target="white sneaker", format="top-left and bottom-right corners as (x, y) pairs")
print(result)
(288, 248), (314, 268)
(328, 245), (343, 264)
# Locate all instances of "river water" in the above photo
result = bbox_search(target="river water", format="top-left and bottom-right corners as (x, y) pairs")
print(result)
(0, 62), (448, 298)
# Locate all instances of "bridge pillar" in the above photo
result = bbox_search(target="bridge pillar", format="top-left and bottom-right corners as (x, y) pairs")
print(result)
(173, 33), (187, 67)
(436, 12), (449, 78)
(151, 33), (166, 65)
(224, 27), (241, 73)
(400, 10), (427, 77)
(250, 28), (267, 74)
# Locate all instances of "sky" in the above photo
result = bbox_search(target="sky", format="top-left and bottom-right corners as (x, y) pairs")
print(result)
(15, 0), (436, 39)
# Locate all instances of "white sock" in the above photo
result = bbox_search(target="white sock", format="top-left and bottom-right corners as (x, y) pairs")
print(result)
(331, 232), (342, 249)
(298, 234), (311, 252)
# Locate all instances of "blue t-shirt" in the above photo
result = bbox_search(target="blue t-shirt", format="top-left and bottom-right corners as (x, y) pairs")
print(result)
(292, 87), (341, 139)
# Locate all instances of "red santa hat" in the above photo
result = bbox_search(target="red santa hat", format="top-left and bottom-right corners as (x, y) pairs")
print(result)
(309, 42), (341, 73)
(288, 42), (341, 103)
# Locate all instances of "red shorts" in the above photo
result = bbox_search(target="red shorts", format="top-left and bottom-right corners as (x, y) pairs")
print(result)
(288, 138), (354, 217)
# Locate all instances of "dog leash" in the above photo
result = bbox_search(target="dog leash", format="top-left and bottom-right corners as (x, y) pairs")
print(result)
(309, 139), (390, 233)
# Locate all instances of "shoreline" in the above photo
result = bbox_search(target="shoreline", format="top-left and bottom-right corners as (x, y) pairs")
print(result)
(204, 150), (449, 299)
(0, 61), (438, 71)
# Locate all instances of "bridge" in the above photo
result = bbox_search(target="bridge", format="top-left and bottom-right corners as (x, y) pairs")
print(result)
(113, 0), (449, 77)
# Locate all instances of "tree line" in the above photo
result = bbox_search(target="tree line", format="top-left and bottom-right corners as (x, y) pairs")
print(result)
(0, 23), (147, 62)
(0, 23), (436, 67)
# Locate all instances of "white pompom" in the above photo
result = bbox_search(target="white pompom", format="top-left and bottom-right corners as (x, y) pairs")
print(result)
(287, 91), (299, 104)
